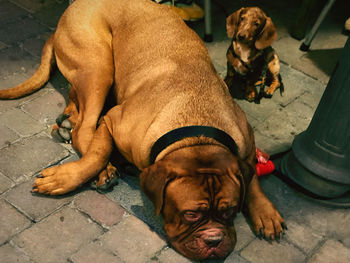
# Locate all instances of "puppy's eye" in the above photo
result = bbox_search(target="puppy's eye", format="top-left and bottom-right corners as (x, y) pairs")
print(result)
(254, 22), (260, 27)
(183, 211), (202, 223)
(240, 16), (245, 22)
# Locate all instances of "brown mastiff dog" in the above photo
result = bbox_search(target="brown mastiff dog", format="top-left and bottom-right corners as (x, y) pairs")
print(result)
(0, 0), (285, 260)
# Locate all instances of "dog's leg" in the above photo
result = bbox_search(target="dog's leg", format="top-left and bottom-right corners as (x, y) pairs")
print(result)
(243, 150), (286, 240)
(245, 83), (257, 102)
(32, 119), (113, 195)
(70, 74), (113, 156)
(265, 54), (281, 96)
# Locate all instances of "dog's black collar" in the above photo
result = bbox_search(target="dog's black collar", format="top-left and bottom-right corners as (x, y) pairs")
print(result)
(149, 126), (238, 164)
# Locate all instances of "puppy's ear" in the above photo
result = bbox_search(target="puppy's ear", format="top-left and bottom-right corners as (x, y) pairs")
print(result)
(140, 161), (178, 216)
(226, 8), (244, 38)
(255, 17), (277, 50)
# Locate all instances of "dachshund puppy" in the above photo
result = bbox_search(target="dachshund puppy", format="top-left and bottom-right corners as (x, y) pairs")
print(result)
(224, 7), (283, 102)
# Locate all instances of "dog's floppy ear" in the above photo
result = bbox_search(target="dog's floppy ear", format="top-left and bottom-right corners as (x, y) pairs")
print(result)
(255, 17), (277, 50)
(227, 159), (254, 211)
(226, 8), (244, 38)
(140, 161), (178, 216)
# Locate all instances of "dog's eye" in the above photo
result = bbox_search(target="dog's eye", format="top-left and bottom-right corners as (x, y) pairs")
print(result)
(222, 208), (237, 220)
(183, 211), (202, 223)
(240, 17), (245, 22)
(254, 21), (260, 27)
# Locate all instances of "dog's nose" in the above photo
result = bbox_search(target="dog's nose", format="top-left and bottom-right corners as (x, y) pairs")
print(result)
(203, 235), (223, 247)
(238, 34), (245, 41)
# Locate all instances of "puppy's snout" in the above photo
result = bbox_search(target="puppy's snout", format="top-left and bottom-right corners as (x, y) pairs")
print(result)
(238, 33), (245, 41)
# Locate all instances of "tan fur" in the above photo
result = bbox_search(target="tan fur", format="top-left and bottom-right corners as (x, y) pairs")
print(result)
(0, 0), (284, 260)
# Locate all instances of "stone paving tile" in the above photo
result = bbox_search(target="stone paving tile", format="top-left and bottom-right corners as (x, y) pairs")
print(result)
(74, 190), (127, 228)
(275, 64), (323, 107)
(206, 40), (230, 70)
(323, 209), (350, 246)
(254, 100), (314, 146)
(0, 134), (69, 182)
(155, 247), (192, 263)
(307, 240), (350, 263)
(240, 239), (305, 263)
(234, 213), (256, 251)
(236, 99), (280, 124)
(32, 0), (68, 29)
(60, 153), (79, 164)
(0, 40), (6, 50)
(10, 0), (63, 14)
(5, 180), (73, 222)
(22, 33), (52, 58)
(0, 108), (45, 137)
(343, 237), (350, 249)
(13, 206), (103, 263)
(0, 16), (49, 45)
(0, 243), (33, 263)
(298, 83), (326, 111)
(0, 46), (39, 77)
(222, 252), (250, 263)
(274, 37), (306, 67)
(0, 123), (20, 149)
(258, 175), (350, 245)
(0, 171), (14, 194)
(0, 72), (35, 91)
(69, 239), (123, 263)
(101, 215), (166, 262)
(0, 88), (47, 114)
(0, 0), (28, 25)
(253, 130), (291, 155)
(245, 113), (260, 129)
(107, 175), (166, 236)
(292, 55), (331, 84)
(284, 220), (324, 254)
(0, 199), (31, 245)
(21, 89), (66, 125)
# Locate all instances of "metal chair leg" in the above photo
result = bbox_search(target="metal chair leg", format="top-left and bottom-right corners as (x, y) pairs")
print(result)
(203, 0), (213, 42)
(300, 0), (337, 51)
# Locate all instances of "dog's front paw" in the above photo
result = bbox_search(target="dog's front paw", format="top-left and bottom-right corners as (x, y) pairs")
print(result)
(32, 162), (85, 195)
(246, 90), (256, 102)
(265, 82), (281, 97)
(248, 200), (286, 240)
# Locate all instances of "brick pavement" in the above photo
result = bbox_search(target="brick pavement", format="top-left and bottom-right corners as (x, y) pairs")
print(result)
(1, 0), (350, 262)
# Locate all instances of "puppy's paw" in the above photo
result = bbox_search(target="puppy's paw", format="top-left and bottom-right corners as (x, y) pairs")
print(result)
(246, 90), (256, 102)
(264, 82), (280, 97)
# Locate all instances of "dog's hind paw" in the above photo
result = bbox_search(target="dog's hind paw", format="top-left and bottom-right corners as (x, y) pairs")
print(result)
(90, 163), (120, 193)
(51, 114), (72, 143)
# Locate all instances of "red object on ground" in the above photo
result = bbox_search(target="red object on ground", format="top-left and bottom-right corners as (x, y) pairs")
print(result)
(255, 148), (275, 176)
(256, 160), (275, 177)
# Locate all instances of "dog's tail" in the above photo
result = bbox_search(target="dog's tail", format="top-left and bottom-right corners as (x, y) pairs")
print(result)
(0, 35), (56, 99)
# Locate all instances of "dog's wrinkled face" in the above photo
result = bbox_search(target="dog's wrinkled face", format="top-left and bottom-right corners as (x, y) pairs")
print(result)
(140, 147), (253, 260)
(226, 7), (277, 50)
(162, 169), (240, 259)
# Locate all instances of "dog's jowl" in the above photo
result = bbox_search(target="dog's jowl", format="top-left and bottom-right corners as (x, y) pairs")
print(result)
(0, 0), (285, 260)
